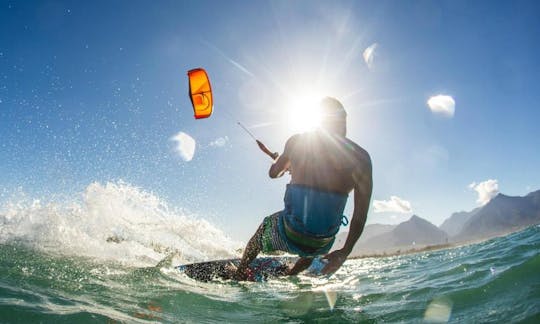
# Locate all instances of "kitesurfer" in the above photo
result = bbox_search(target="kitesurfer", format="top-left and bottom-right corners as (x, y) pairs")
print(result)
(234, 97), (373, 280)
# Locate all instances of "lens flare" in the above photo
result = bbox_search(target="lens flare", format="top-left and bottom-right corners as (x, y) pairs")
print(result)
(286, 94), (323, 133)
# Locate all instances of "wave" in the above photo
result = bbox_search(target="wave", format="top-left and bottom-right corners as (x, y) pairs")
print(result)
(0, 181), (241, 267)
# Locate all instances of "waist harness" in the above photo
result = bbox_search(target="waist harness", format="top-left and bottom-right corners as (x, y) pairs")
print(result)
(279, 184), (348, 252)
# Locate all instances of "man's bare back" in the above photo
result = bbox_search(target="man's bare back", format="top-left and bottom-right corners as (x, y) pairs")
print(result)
(287, 132), (368, 194)
(270, 131), (370, 195)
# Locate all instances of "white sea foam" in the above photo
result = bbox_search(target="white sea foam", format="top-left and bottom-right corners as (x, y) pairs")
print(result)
(0, 181), (241, 267)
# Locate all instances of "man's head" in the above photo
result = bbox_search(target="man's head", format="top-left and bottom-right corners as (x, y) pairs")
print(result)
(319, 97), (347, 136)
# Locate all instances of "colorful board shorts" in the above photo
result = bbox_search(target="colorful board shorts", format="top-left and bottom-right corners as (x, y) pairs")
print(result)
(260, 211), (335, 257)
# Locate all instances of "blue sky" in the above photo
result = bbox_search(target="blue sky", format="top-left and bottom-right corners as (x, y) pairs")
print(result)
(1, 0), (539, 241)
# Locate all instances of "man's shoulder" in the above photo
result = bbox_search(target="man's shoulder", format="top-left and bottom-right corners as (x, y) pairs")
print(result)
(286, 132), (316, 149)
(284, 133), (302, 150)
(288, 133), (303, 142)
(344, 138), (371, 163)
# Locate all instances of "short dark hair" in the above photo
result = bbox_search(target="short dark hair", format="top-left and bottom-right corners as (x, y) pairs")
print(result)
(320, 97), (347, 119)
(319, 97), (347, 136)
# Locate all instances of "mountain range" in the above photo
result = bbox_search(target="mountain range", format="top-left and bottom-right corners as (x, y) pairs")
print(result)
(334, 189), (540, 257)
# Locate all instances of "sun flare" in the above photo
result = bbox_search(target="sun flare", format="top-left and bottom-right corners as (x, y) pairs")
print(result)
(286, 94), (323, 133)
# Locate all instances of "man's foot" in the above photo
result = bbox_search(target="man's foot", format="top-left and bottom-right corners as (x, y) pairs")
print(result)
(233, 266), (249, 281)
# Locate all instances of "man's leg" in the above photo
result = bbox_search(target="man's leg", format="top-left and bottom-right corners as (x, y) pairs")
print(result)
(234, 223), (264, 280)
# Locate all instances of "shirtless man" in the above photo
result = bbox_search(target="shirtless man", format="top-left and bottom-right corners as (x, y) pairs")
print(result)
(234, 97), (372, 280)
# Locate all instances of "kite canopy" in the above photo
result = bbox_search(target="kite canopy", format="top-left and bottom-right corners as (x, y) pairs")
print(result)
(187, 68), (213, 119)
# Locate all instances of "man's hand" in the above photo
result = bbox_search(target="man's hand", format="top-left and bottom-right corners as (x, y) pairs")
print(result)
(321, 249), (348, 275)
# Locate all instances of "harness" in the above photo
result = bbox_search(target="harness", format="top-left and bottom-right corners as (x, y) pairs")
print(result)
(278, 184), (349, 256)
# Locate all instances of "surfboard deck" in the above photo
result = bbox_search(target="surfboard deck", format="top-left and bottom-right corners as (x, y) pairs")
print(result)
(176, 257), (297, 282)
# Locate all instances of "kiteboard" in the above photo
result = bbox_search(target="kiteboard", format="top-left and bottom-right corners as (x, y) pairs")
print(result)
(177, 257), (297, 282)
(177, 256), (331, 282)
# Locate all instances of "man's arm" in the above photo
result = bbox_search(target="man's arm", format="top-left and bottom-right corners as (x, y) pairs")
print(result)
(322, 154), (373, 274)
(287, 257), (314, 275)
(340, 160), (372, 255)
(268, 135), (297, 178)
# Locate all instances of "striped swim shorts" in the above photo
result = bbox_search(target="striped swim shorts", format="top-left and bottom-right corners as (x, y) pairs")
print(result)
(259, 211), (334, 257)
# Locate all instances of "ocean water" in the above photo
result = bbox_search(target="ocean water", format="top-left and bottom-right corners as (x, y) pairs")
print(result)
(1, 182), (539, 323)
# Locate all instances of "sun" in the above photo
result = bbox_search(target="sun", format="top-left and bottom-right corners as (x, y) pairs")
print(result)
(286, 93), (323, 133)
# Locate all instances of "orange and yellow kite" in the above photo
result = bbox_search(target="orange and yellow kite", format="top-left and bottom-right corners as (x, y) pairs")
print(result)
(187, 68), (213, 119)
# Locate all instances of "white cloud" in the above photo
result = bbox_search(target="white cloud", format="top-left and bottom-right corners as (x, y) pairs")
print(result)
(469, 179), (499, 205)
(373, 196), (413, 213)
(170, 131), (196, 161)
(209, 136), (229, 147)
(363, 43), (378, 69)
(427, 95), (455, 117)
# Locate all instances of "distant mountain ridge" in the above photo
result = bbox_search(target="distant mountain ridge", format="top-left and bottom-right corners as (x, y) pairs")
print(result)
(334, 215), (447, 256)
(439, 208), (480, 237)
(392, 215), (448, 246)
(335, 189), (540, 257)
(455, 190), (540, 241)
(333, 224), (395, 255)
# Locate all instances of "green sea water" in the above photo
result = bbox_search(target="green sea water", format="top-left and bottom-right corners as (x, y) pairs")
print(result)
(1, 226), (539, 323)
(1, 183), (539, 323)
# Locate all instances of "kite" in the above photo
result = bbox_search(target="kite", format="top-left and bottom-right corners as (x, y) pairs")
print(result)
(187, 68), (213, 119)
